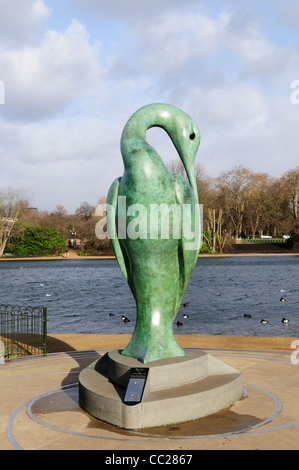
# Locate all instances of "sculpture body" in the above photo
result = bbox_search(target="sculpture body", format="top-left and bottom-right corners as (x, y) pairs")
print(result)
(80, 105), (242, 430)
(107, 103), (201, 363)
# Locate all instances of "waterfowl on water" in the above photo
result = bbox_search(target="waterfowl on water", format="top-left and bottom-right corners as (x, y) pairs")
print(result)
(280, 297), (286, 302)
(244, 314), (252, 318)
(282, 318), (289, 323)
(177, 321), (183, 326)
(109, 313), (115, 317)
(183, 303), (189, 308)
(261, 319), (268, 324)
(183, 314), (189, 318)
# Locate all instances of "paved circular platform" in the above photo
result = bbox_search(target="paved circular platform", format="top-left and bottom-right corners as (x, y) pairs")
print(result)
(1, 347), (299, 450)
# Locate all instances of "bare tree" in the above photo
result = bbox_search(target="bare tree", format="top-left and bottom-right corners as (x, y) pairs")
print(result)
(215, 209), (230, 254)
(205, 208), (230, 254)
(217, 166), (254, 238)
(246, 173), (273, 239)
(75, 202), (94, 221)
(282, 167), (299, 219)
(0, 189), (28, 256)
(53, 205), (68, 218)
(264, 177), (293, 237)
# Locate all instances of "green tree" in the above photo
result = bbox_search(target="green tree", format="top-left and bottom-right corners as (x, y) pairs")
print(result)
(5, 222), (66, 257)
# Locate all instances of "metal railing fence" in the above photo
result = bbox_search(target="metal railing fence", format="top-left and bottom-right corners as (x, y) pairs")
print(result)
(0, 305), (47, 359)
(236, 238), (287, 244)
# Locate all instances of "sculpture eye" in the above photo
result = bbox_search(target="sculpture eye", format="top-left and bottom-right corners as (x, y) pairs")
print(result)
(189, 132), (196, 140)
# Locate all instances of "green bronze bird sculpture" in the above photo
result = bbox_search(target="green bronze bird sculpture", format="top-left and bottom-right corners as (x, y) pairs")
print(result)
(107, 103), (201, 363)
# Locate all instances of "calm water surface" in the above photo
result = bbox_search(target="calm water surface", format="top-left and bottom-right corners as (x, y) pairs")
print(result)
(0, 256), (298, 337)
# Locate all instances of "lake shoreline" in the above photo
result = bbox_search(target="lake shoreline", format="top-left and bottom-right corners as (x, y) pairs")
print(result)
(1, 252), (299, 261)
(46, 333), (298, 354)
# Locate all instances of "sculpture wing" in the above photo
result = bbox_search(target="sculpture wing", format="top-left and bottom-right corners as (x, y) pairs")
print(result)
(106, 178), (129, 283)
(173, 174), (200, 307)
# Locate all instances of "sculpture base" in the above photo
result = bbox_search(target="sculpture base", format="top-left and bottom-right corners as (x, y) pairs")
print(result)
(78, 349), (243, 430)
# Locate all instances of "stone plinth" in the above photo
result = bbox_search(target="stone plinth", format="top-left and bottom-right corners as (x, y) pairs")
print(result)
(78, 349), (243, 430)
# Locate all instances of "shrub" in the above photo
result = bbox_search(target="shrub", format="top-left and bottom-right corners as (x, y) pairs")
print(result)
(5, 222), (66, 257)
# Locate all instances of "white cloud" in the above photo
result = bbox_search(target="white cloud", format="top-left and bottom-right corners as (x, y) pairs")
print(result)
(68, 0), (204, 22)
(0, 114), (123, 210)
(132, 6), (298, 89)
(0, 0), (49, 46)
(221, 9), (297, 82)
(0, 1), (298, 211)
(0, 19), (104, 120)
(33, 0), (49, 17)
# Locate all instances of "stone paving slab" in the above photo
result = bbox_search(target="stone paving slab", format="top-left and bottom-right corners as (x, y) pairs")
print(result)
(1, 346), (299, 451)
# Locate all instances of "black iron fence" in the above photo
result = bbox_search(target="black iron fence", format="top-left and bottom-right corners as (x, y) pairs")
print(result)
(0, 305), (47, 359)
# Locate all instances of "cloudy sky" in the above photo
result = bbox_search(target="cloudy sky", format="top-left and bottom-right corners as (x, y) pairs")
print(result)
(0, 0), (298, 212)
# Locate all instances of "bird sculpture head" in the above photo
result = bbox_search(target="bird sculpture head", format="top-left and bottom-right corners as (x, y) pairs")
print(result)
(164, 107), (201, 203)
(121, 103), (200, 201)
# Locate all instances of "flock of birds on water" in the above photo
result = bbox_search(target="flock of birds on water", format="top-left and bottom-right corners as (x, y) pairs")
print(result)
(108, 302), (191, 327)
(108, 293), (291, 328)
(246, 289), (290, 325)
(39, 281), (291, 329)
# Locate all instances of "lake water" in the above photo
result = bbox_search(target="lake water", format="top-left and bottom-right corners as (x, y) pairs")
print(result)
(0, 256), (298, 338)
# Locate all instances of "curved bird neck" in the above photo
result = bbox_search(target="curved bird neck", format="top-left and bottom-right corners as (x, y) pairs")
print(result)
(119, 104), (200, 207)
(120, 104), (175, 171)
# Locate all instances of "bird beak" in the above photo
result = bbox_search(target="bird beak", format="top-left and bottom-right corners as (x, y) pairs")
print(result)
(185, 165), (198, 204)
